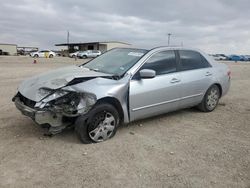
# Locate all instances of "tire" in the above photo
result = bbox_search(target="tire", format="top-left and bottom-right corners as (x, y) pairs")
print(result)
(34, 54), (39, 58)
(75, 103), (119, 144)
(49, 54), (53, 58)
(198, 85), (220, 112)
(82, 55), (87, 59)
(72, 55), (76, 58)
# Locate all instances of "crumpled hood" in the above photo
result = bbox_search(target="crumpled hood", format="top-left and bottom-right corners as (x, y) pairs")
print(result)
(18, 65), (111, 102)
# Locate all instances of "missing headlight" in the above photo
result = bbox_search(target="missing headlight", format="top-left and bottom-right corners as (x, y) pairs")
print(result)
(49, 92), (97, 116)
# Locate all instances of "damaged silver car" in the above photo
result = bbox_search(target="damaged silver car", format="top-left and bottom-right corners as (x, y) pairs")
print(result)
(13, 47), (231, 143)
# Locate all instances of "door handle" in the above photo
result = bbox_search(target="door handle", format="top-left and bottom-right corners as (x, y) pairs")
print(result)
(205, 72), (213, 76)
(170, 78), (181, 83)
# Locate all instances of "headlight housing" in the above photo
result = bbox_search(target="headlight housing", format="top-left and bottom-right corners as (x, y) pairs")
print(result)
(45, 90), (97, 116)
(38, 88), (69, 102)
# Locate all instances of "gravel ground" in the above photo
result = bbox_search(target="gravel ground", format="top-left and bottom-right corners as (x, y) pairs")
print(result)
(0, 56), (249, 188)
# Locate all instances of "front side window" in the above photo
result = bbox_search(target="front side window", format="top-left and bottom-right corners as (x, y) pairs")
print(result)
(140, 50), (177, 75)
(179, 50), (211, 71)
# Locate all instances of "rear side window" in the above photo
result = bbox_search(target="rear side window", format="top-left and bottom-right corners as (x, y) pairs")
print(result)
(141, 50), (177, 75)
(179, 50), (211, 71)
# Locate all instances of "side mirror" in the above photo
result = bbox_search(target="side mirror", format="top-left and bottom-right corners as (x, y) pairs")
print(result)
(139, 69), (156, 79)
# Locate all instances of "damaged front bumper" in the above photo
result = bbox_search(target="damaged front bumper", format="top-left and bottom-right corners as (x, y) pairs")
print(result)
(14, 97), (66, 126)
(14, 97), (70, 134)
(13, 89), (97, 134)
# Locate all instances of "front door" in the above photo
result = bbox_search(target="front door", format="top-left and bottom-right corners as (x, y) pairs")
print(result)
(129, 50), (182, 122)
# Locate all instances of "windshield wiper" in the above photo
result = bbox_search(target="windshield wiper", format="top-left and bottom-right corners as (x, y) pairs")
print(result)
(86, 67), (121, 79)
(111, 74), (122, 80)
(87, 68), (100, 72)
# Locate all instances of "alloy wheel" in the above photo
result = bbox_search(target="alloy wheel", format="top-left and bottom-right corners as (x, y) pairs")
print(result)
(206, 87), (219, 110)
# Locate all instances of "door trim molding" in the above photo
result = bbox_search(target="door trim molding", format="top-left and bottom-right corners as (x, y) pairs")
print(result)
(132, 93), (203, 111)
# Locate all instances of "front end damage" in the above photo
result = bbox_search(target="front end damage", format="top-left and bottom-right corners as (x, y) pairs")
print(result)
(12, 89), (97, 135)
(12, 65), (131, 135)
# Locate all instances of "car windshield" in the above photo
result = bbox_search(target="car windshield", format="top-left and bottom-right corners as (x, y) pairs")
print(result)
(82, 48), (148, 76)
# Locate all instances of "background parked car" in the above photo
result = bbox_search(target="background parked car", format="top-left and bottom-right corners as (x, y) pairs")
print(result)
(212, 54), (227, 61)
(244, 55), (250, 61)
(239, 55), (249, 61)
(69, 51), (81, 58)
(77, 50), (102, 59)
(228, 55), (246, 61)
(0, 49), (9, 56)
(30, 50), (56, 58)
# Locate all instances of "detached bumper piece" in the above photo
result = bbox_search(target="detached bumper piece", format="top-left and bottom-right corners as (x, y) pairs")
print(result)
(14, 96), (70, 135)
(14, 97), (36, 119)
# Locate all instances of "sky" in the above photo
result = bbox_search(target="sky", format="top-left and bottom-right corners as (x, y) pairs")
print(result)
(0, 0), (250, 54)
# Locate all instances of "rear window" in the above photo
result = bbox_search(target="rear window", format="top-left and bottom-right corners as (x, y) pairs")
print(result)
(179, 50), (211, 71)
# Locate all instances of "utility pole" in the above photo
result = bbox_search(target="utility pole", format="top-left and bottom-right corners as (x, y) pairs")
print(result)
(67, 30), (70, 44)
(168, 33), (172, 46)
(67, 31), (70, 54)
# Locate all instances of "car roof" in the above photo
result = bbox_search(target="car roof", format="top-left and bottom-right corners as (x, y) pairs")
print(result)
(117, 46), (203, 52)
(148, 46), (217, 65)
(149, 46), (202, 52)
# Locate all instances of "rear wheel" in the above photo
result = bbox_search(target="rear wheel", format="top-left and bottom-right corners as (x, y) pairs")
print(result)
(82, 55), (87, 59)
(75, 103), (119, 144)
(34, 54), (39, 58)
(198, 85), (220, 112)
(49, 54), (53, 58)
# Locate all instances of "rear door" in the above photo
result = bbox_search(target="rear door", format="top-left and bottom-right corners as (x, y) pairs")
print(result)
(177, 50), (213, 108)
(129, 50), (182, 121)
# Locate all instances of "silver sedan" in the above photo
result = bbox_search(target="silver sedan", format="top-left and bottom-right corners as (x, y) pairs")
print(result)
(13, 47), (231, 143)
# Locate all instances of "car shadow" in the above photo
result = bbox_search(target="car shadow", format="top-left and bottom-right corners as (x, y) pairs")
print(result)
(7, 107), (204, 144)
(118, 107), (202, 131)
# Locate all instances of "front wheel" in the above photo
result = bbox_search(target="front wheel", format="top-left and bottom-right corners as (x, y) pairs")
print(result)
(75, 103), (119, 144)
(198, 85), (220, 112)
(49, 54), (53, 58)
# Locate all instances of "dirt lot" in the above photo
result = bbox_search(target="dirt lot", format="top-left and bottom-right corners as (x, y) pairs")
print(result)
(0, 56), (249, 188)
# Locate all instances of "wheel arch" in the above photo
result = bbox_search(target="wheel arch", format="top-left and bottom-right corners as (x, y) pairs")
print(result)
(96, 97), (124, 124)
(213, 83), (222, 98)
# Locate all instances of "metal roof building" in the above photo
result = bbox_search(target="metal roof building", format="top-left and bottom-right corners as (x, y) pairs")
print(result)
(55, 41), (131, 53)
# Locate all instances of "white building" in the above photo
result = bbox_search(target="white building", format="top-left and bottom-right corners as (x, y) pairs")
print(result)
(0, 43), (17, 55)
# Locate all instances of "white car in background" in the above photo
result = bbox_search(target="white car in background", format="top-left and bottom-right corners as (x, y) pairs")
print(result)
(69, 51), (80, 58)
(212, 54), (227, 61)
(30, 50), (56, 58)
(77, 50), (102, 59)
